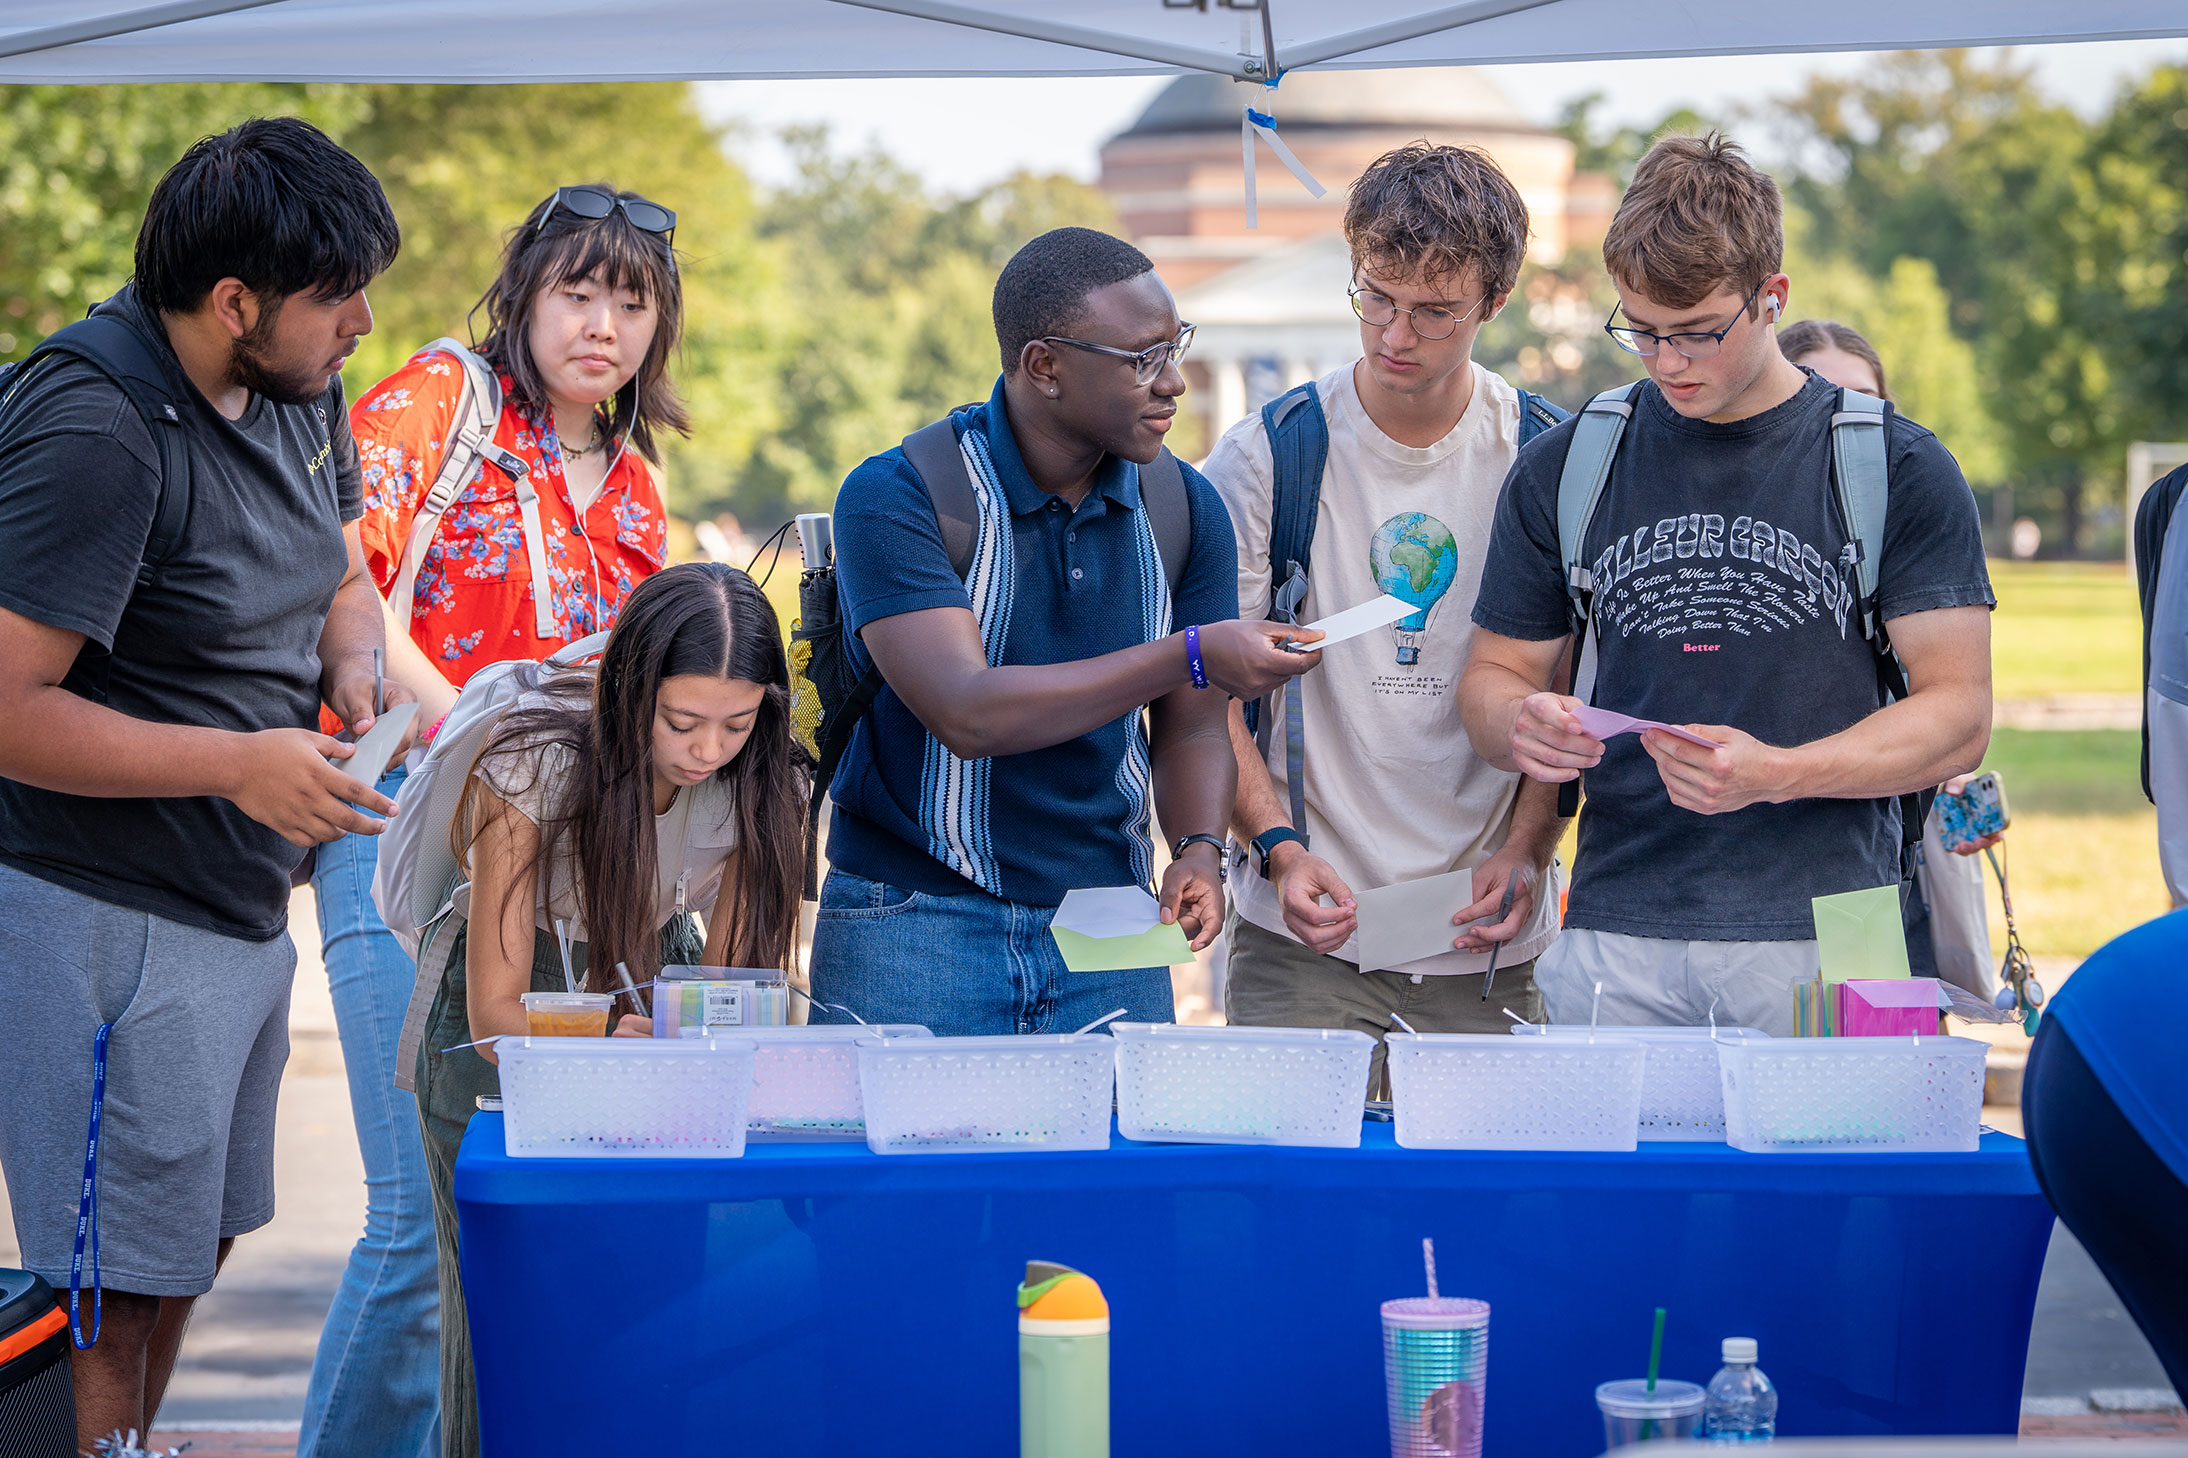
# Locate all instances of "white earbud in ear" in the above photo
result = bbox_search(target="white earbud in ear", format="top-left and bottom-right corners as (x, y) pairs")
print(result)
(1767, 296), (1782, 321)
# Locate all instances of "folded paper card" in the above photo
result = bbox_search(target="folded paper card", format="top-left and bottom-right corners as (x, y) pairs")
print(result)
(1050, 887), (1194, 972)
(1570, 705), (1721, 750)
(1354, 867), (1475, 973)
(1838, 977), (1949, 1037)
(332, 701), (418, 785)
(1286, 593), (1413, 650)
(1812, 885), (1911, 983)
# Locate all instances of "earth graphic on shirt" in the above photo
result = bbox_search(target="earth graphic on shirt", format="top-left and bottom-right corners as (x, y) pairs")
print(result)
(1369, 512), (1459, 642)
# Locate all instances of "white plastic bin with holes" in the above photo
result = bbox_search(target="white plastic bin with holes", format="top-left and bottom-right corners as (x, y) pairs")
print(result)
(1386, 1033), (1647, 1151)
(497, 1035), (755, 1158)
(1715, 1033), (1987, 1153)
(740, 1024), (931, 1140)
(1512, 1025), (1769, 1140)
(856, 1033), (1116, 1154)
(1110, 1023), (1374, 1147)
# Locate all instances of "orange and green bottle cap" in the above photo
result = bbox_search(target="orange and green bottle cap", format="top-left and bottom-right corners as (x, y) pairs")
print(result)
(1017, 1261), (1108, 1322)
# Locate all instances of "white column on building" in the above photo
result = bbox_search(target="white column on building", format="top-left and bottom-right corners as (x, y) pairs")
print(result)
(1210, 359), (1248, 444)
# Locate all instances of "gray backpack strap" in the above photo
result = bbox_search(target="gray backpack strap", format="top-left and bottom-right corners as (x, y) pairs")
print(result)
(1550, 382), (1640, 818)
(1137, 448), (1191, 597)
(1829, 387), (1890, 641)
(902, 414), (978, 577)
(387, 339), (532, 633)
(1555, 383), (1641, 626)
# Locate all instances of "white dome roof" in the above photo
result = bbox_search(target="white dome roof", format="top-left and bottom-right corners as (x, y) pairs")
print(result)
(1119, 66), (1538, 137)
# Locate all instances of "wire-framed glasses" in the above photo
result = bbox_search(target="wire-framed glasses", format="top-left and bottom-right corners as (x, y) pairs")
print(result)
(1348, 286), (1483, 340)
(1603, 280), (1766, 359)
(1040, 323), (1196, 386)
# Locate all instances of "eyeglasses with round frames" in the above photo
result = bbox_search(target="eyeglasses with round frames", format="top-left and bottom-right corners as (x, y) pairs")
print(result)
(1348, 286), (1484, 341)
(1040, 322), (1197, 386)
(1603, 280), (1768, 359)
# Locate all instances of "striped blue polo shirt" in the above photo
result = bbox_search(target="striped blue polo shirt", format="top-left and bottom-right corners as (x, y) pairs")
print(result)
(826, 375), (1239, 907)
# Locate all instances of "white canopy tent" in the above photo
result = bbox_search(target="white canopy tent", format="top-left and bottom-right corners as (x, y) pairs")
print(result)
(2, 0), (2184, 83)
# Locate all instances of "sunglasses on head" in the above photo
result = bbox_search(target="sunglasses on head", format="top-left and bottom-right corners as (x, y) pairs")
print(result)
(535, 186), (676, 241)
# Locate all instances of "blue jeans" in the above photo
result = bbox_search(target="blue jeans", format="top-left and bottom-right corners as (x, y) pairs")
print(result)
(809, 869), (1176, 1036)
(299, 764), (442, 1458)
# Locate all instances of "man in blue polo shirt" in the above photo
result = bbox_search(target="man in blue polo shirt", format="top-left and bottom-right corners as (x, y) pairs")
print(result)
(811, 228), (1317, 1035)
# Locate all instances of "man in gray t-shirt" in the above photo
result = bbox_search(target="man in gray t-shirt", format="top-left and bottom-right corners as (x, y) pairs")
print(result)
(0, 118), (404, 1452)
(1460, 134), (1993, 1033)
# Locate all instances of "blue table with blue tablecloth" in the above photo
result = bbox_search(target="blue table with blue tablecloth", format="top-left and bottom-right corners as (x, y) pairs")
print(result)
(455, 1117), (2051, 1456)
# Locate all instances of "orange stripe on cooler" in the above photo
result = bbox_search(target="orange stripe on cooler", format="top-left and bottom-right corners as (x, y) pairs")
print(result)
(0, 1305), (68, 1367)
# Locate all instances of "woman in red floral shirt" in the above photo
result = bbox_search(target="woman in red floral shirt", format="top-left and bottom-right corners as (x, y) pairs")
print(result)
(300, 184), (687, 1458)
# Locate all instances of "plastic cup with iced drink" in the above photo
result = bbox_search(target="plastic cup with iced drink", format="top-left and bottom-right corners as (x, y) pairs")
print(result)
(521, 991), (612, 1037)
(1595, 1378), (1705, 1449)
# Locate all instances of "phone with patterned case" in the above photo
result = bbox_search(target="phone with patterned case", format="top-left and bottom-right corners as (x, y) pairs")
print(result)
(1935, 771), (2010, 852)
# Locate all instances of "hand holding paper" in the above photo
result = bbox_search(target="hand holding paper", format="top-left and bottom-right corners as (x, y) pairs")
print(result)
(1279, 593), (1413, 652)
(1570, 705), (1723, 750)
(1354, 867), (1476, 973)
(1050, 887), (1195, 972)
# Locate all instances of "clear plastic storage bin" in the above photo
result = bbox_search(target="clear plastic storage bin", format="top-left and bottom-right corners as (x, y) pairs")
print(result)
(497, 1035), (754, 1159)
(740, 1024), (930, 1140)
(1715, 1034), (1986, 1153)
(856, 1033), (1115, 1154)
(1386, 1033), (1646, 1151)
(1111, 1023), (1374, 1147)
(1512, 1025), (1768, 1140)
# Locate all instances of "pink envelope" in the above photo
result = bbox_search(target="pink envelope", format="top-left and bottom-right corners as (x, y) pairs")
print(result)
(1570, 705), (1723, 750)
(1837, 978), (1949, 1037)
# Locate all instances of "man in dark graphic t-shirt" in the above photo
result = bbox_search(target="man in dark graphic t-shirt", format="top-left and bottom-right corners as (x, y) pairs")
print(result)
(1460, 133), (1994, 1034)
(0, 119), (405, 1451)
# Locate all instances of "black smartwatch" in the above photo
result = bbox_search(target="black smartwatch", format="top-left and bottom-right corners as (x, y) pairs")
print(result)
(1171, 833), (1229, 882)
(1250, 826), (1308, 880)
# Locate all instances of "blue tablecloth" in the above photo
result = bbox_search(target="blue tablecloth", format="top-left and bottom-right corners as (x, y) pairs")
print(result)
(455, 1118), (2050, 1456)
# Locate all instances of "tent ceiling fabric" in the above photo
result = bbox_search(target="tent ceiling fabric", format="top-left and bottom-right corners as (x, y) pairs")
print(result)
(2, 0), (2185, 83)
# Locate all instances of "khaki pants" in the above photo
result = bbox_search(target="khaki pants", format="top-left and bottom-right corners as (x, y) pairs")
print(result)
(1223, 912), (1541, 1095)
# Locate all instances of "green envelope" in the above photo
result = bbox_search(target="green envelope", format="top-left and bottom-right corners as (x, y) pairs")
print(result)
(1049, 922), (1194, 972)
(1812, 885), (1911, 983)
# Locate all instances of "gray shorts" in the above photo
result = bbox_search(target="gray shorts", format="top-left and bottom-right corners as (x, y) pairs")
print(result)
(1536, 927), (1817, 1037)
(0, 862), (294, 1298)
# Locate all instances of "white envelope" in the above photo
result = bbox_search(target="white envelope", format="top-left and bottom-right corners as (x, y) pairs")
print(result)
(1354, 866), (1477, 973)
(1053, 886), (1163, 938)
(1292, 593), (1414, 649)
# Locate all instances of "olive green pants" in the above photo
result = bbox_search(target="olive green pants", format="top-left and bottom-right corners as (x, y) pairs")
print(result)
(415, 916), (701, 1458)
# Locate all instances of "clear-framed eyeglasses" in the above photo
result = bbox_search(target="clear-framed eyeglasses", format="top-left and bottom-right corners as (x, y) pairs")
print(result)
(1603, 280), (1766, 359)
(1348, 286), (1484, 341)
(1040, 322), (1196, 386)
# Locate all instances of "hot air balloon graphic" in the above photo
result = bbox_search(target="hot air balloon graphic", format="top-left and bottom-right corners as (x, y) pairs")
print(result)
(1368, 512), (1458, 666)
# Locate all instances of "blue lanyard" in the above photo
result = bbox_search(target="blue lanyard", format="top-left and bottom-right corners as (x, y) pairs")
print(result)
(70, 1021), (111, 1349)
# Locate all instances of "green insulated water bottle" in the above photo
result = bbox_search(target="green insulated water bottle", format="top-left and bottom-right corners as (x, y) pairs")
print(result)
(1018, 1260), (1109, 1458)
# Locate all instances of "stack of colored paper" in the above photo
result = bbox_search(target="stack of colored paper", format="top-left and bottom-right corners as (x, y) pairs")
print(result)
(1837, 978), (1950, 1038)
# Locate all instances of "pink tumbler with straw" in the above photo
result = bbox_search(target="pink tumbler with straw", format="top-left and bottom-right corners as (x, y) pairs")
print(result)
(1382, 1297), (1489, 1458)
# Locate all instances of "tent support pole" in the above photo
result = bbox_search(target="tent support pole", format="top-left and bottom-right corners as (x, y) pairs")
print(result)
(1282, 0), (1559, 70)
(0, 0), (290, 60)
(828, 0), (1259, 79)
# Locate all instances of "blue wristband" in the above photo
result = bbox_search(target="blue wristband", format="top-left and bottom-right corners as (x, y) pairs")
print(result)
(1184, 624), (1209, 689)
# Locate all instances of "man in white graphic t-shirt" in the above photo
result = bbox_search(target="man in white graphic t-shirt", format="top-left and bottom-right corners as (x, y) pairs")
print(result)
(1203, 143), (1568, 1081)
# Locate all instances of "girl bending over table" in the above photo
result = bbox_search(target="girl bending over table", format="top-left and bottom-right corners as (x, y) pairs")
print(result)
(414, 560), (808, 1458)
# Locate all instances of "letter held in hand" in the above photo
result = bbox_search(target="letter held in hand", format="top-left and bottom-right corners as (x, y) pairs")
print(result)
(1570, 704), (1721, 749)
(1280, 593), (1413, 652)
(1049, 887), (1194, 972)
(330, 702), (418, 786)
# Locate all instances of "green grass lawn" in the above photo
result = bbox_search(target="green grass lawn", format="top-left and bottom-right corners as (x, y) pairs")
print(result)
(1988, 560), (2142, 699)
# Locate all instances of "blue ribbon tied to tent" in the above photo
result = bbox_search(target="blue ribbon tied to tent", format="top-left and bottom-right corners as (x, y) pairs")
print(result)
(1241, 98), (1326, 229)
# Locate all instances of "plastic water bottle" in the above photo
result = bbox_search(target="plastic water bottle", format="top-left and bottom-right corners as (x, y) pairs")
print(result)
(1702, 1337), (1777, 1442)
(1019, 1261), (1108, 1458)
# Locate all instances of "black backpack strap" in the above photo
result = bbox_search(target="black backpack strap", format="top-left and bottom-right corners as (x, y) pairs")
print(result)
(1138, 448), (1191, 597)
(902, 412), (979, 577)
(5, 309), (193, 587)
(805, 668), (885, 898)
(1243, 381), (1330, 841)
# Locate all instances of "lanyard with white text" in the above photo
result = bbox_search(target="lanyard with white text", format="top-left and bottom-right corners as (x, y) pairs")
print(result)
(70, 1021), (112, 1348)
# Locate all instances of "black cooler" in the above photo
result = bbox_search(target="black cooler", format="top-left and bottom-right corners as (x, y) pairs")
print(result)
(0, 1268), (76, 1457)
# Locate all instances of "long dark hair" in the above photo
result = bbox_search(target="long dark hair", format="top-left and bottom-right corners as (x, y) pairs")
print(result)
(465, 563), (808, 988)
(469, 184), (689, 463)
